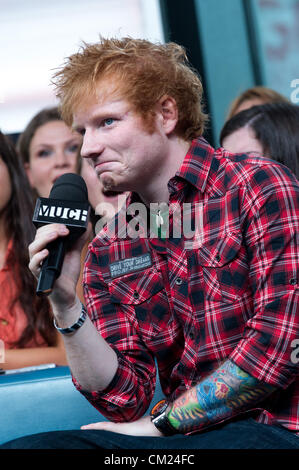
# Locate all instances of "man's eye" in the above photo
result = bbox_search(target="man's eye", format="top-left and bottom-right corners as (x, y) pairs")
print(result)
(103, 118), (115, 126)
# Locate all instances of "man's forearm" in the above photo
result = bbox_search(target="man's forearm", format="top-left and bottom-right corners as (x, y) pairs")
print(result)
(167, 359), (275, 434)
(53, 297), (118, 392)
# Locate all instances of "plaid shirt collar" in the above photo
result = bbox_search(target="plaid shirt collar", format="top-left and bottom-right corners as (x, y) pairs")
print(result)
(175, 136), (218, 193)
(128, 136), (218, 207)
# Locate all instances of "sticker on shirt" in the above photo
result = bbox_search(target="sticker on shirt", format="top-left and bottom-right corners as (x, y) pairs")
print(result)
(109, 253), (152, 279)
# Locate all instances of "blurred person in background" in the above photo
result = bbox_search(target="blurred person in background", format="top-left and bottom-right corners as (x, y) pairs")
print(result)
(17, 107), (81, 198)
(220, 102), (299, 179)
(0, 131), (66, 370)
(17, 107), (85, 302)
(226, 85), (289, 120)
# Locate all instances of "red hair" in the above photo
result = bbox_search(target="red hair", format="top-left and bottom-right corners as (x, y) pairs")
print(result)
(52, 37), (208, 141)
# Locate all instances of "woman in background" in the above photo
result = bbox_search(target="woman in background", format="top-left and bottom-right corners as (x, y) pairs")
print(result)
(17, 107), (81, 198)
(17, 107), (85, 303)
(0, 131), (66, 369)
(226, 85), (289, 120)
(220, 102), (299, 179)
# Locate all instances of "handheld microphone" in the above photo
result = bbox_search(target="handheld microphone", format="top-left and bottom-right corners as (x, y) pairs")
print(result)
(32, 173), (90, 296)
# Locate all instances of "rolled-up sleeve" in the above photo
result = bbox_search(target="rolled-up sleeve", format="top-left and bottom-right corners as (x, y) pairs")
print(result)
(230, 165), (299, 388)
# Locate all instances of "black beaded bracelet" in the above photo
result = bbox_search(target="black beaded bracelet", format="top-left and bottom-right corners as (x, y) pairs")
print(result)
(53, 303), (87, 335)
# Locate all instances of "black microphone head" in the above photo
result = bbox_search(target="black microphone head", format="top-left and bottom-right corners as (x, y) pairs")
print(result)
(34, 173), (90, 296)
(33, 172), (90, 231)
(49, 173), (88, 202)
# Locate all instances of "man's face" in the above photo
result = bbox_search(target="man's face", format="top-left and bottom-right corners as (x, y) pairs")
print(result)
(73, 92), (168, 195)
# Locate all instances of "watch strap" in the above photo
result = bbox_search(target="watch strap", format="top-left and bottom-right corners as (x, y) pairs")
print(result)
(54, 303), (87, 335)
(150, 399), (177, 436)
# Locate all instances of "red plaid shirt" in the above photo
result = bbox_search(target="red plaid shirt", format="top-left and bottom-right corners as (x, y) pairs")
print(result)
(80, 137), (299, 435)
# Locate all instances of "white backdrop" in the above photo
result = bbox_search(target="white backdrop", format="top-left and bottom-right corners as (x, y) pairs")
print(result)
(0, 0), (164, 134)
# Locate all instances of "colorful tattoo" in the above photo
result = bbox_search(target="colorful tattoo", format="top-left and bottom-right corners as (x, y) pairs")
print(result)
(168, 360), (275, 434)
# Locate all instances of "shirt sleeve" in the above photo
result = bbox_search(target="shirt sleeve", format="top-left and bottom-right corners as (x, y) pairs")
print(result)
(230, 164), (299, 388)
(72, 245), (157, 422)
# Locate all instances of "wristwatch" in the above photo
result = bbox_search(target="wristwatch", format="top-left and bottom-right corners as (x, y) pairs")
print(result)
(150, 399), (177, 436)
(53, 303), (88, 335)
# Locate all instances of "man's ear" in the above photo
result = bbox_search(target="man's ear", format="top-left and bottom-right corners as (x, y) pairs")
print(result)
(157, 95), (178, 135)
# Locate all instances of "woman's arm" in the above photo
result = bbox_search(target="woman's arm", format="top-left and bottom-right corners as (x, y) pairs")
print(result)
(1, 332), (67, 370)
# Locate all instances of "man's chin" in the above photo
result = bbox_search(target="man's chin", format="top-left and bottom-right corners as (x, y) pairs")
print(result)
(102, 189), (124, 198)
(101, 173), (125, 194)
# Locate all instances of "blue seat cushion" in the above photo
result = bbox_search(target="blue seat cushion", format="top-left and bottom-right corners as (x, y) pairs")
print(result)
(0, 365), (164, 444)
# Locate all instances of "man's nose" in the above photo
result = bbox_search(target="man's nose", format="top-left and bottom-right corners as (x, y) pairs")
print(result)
(80, 130), (104, 159)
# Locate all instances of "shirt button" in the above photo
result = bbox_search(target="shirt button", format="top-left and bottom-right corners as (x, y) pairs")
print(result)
(289, 278), (297, 285)
(133, 291), (139, 299)
(215, 254), (221, 262)
(175, 277), (183, 286)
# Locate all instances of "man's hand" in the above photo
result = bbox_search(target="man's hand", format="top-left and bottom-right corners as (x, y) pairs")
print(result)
(28, 223), (90, 309)
(81, 415), (164, 437)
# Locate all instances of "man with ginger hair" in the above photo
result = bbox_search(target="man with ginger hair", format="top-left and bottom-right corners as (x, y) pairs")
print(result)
(2, 37), (298, 449)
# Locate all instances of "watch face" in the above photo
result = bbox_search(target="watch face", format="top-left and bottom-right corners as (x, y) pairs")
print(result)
(150, 400), (176, 436)
(151, 399), (167, 417)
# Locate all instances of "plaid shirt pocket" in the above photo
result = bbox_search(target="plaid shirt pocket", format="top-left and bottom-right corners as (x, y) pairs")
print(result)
(108, 268), (172, 339)
(108, 268), (163, 305)
(197, 231), (250, 303)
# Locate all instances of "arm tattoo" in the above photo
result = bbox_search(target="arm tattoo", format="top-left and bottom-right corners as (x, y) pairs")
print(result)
(167, 360), (275, 434)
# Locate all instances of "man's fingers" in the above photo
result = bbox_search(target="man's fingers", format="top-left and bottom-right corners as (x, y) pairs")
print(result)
(81, 422), (111, 431)
(80, 417), (161, 437)
(29, 226), (69, 259)
(28, 249), (49, 278)
(28, 225), (70, 278)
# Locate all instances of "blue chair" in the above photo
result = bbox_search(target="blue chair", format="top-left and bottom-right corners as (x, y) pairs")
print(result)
(0, 365), (164, 445)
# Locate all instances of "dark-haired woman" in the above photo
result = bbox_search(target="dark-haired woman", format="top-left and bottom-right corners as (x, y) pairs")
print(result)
(220, 102), (299, 179)
(0, 131), (66, 369)
(17, 106), (81, 198)
(226, 85), (289, 120)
